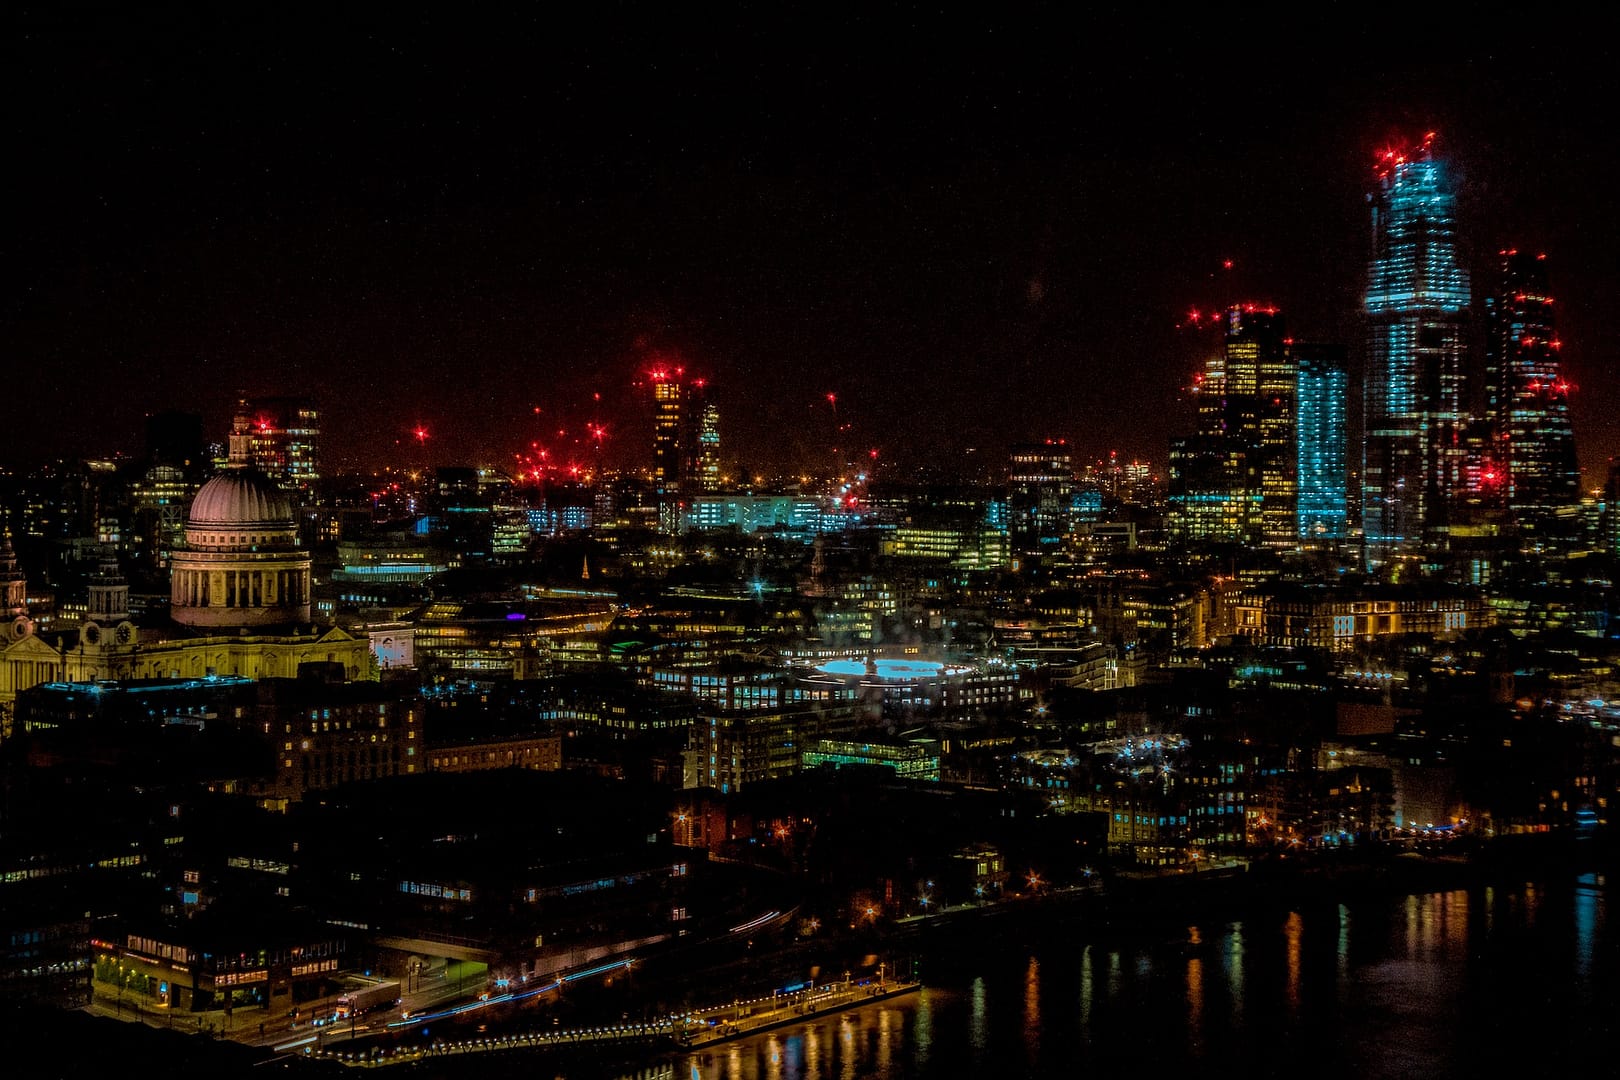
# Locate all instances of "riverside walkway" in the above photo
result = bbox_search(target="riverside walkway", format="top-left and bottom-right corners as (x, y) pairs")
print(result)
(295, 975), (921, 1067)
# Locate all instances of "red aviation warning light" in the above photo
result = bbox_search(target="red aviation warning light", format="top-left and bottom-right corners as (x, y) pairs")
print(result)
(1375, 131), (1439, 179)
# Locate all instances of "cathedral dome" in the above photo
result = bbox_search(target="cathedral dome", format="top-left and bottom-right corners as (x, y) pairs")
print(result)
(172, 467), (310, 630)
(188, 468), (295, 528)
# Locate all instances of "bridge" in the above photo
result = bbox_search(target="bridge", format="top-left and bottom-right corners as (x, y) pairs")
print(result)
(288, 974), (921, 1067)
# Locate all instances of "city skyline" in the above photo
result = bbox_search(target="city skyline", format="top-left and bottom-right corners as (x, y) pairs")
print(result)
(8, 15), (1620, 484)
(4, 13), (1619, 1057)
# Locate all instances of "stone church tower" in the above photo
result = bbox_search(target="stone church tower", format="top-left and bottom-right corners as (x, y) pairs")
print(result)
(0, 523), (34, 644)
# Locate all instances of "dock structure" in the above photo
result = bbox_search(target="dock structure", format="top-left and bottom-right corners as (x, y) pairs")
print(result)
(679, 977), (921, 1048)
(299, 975), (922, 1067)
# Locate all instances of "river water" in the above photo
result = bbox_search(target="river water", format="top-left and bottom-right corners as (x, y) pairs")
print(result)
(624, 869), (1614, 1080)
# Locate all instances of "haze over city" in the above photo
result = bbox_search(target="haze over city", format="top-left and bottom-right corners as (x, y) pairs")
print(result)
(8, 14), (1619, 481)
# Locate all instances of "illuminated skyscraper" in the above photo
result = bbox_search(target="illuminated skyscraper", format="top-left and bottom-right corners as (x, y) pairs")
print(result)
(1295, 344), (1349, 542)
(1486, 250), (1580, 526)
(698, 399), (721, 494)
(1168, 306), (1295, 547)
(233, 396), (321, 491)
(1361, 135), (1471, 564)
(1008, 440), (1074, 553)
(1605, 459), (1620, 558)
(650, 369), (715, 530)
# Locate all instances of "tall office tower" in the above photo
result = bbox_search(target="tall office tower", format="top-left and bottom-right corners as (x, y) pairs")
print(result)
(1008, 440), (1075, 552)
(1119, 460), (1159, 507)
(1361, 135), (1471, 565)
(651, 368), (709, 530)
(698, 399), (722, 493)
(233, 396), (321, 491)
(1247, 310), (1299, 549)
(1605, 459), (1620, 558)
(1168, 306), (1296, 547)
(1295, 344), (1349, 542)
(1486, 250), (1580, 525)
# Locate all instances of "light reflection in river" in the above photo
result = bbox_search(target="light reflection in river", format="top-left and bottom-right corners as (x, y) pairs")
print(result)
(626, 875), (1609, 1080)
(1022, 956), (1040, 1068)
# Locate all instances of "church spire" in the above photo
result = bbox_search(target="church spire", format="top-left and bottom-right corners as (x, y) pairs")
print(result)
(0, 519), (34, 641)
(1, 522), (26, 613)
(228, 408), (255, 466)
(87, 551), (130, 624)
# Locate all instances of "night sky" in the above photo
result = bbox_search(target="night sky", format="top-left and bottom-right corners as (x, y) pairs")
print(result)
(8, 13), (1620, 485)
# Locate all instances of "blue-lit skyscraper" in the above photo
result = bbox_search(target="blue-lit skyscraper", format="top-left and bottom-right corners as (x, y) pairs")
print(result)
(1361, 136), (1471, 566)
(1295, 344), (1348, 542)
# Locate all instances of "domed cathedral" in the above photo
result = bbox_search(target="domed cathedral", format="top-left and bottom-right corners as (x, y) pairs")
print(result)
(168, 450), (311, 629)
(53, 428), (372, 686)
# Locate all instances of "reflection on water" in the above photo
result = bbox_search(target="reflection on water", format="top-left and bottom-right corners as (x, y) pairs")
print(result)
(1077, 944), (1093, 1034)
(967, 975), (986, 1064)
(1224, 919), (1245, 1026)
(1284, 910), (1302, 1015)
(1574, 873), (1601, 981)
(643, 873), (1611, 1080)
(910, 982), (931, 1072)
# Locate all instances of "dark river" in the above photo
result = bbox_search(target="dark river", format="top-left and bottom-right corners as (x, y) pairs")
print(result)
(623, 870), (1613, 1080)
(390, 864), (1614, 1079)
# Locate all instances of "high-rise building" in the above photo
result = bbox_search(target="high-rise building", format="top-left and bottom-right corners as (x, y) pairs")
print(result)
(1008, 440), (1074, 553)
(650, 369), (715, 530)
(1361, 135), (1471, 565)
(233, 396), (321, 491)
(1080, 451), (1158, 508)
(698, 398), (721, 494)
(1295, 344), (1349, 542)
(1605, 459), (1620, 558)
(1168, 306), (1295, 548)
(1486, 250), (1580, 526)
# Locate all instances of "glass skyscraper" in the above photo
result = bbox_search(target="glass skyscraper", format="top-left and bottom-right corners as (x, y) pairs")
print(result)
(1295, 344), (1348, 542)
(1487, 250), (1580, 526)
(1361, 136), (1471, 565)
(1168, 306), (1295, 548)
(233, 396), (320, 491)
(651, 369), (718, 531)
